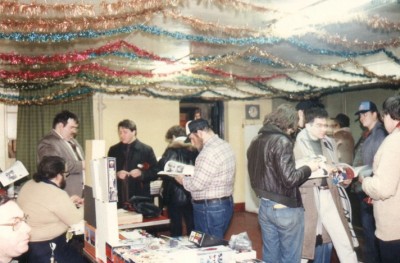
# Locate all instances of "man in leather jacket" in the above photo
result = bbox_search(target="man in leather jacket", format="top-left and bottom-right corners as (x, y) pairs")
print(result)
(247, 104), (319, 263)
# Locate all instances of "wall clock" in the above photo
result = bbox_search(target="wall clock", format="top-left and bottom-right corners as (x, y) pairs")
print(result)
(245, 104), (260, 119)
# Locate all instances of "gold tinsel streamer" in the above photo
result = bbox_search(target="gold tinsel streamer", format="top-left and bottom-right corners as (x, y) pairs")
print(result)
(0, 8), (160, 33)
(0, 0), (180, 18)
(0, 1), (95, 18)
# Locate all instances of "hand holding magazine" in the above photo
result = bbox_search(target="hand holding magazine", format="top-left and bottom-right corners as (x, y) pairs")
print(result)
(0, 160), (29, 187)
(296, 155), (370, 182)
(157, 160), (194, 177)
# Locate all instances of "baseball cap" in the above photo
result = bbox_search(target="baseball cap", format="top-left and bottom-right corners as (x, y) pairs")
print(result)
(187, 119), (209, 136)
(354, 101), (378, 115)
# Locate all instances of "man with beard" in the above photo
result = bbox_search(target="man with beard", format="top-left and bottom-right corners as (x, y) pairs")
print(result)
(17, 156), (85, 263)
(175, 119), (236, 239)
(37, 110), (85, 198)
(0, 192), (31, 263)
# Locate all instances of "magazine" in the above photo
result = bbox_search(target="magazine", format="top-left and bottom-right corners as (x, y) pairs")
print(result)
(296, 155), (370, 182)
(157, 160), (194, 177)
(0, 160), (29, 187)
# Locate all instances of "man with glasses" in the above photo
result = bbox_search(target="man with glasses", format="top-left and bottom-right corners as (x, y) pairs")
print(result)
(353, 100), (387, 263)
(294, 107), (358, 263)
(0, 192), (31, 263)
(17, 156), (85, 263)
(37, 110), (85, 197)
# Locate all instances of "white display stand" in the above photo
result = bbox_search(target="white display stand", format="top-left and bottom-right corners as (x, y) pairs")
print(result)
(85, 140), (119, 262)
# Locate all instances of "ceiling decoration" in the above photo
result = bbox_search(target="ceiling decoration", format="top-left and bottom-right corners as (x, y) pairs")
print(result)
(0, 0), (399, 104)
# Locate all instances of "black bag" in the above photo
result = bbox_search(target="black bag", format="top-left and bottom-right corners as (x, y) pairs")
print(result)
(128, 196), (161, 218)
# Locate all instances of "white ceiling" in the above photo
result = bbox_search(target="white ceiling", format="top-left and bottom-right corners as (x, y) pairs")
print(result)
(0, 0), (399, 101)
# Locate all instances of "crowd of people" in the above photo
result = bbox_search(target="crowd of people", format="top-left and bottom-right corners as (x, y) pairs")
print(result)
(0, 108), (238, 262)
(248, 96), (400, 263)
(1, 96), (399, 263)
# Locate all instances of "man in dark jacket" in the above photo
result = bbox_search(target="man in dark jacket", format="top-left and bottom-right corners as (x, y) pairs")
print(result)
(247, 104), (319, 263)
(108, 119), (159, 209)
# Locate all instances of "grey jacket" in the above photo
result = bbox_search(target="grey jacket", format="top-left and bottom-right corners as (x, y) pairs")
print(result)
(37, 129), (84, 197)
(294, 128), (355, 260)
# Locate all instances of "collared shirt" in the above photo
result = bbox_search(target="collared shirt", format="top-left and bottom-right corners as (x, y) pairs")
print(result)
(53, 129), (84, 161)
(183, 134), (235, 200)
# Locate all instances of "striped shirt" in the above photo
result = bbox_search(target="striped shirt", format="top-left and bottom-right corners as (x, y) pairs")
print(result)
(183, 134), (235, 200)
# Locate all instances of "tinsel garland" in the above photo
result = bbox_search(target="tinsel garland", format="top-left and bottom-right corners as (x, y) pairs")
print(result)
(0, 0), (399, 104)
(1, 76), (399, 105)
(1, 24), (398, 61)
(1, 40), (399, 93)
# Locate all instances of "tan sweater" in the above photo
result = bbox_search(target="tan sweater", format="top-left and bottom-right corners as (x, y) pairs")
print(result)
(363, 128), (400, 241)
(17, 180), (83, 242)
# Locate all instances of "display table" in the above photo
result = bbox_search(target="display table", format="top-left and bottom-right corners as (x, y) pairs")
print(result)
(106, 230), (257, 263)
(118, 215), (170, 230)
(84, 215), (170, 262)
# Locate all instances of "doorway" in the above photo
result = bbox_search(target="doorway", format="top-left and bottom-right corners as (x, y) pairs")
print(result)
(179, 99), (224, 139)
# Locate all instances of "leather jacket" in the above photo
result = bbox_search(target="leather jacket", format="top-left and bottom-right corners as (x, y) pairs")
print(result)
(247, 123), (312, 208)
(158, 139), (198, 206)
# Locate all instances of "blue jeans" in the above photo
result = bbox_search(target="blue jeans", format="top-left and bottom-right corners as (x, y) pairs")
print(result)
(313, 243), (333, 263)
(258, 198), (305, 263)
(192, 196), (233, 239)
(357, 192), (381, 263)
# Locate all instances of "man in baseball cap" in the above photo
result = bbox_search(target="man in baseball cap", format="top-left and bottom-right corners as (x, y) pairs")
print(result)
(353, 100), (387, 263)
(354, 101), (378, 116)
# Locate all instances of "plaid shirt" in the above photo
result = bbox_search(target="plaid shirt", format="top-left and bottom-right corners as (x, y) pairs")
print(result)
(183, 134), (235, 200)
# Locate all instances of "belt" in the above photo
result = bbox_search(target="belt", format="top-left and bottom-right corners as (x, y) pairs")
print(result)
(318, 185), (329, 190)
(193, 196), (231, 204)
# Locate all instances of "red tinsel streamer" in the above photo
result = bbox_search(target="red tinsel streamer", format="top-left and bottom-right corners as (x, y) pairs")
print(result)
(0, 62), (287, 83)
(0, 40), (172, 65)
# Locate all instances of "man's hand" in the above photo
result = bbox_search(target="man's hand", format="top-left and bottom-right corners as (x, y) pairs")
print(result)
(341, 179), (352, 187)
(175, 174), (184, 185)
(117, 170), (129, 179)
(306, 159), (320, 172)
(70, 195), (84, 208)
(129, 169), (142, 178)
(358, 174), (364, 183)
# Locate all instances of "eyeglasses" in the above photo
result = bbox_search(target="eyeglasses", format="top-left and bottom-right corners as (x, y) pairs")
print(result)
(0, 214), (28, 231)
(313, 123), (328, 129)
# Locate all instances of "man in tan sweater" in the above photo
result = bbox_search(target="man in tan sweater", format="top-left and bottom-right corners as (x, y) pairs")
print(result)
(17, 156), (84, 263)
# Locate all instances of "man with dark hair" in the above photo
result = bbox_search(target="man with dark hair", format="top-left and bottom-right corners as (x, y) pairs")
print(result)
(17, 156), (85, 263)
(293, 100), (325, 138)
(335, 113), (350, 128)
(361, 95), (400, 263)
(37, 110), (85, 197)
(294, 107), (357, 263)
(175, 118), (235, 239)
(0, 193), (31, 263)
(353, 100), (387, 263)
(332, 113), (355, 165)
(108, 119), (159, 208)
(247, 104), (319, 263)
